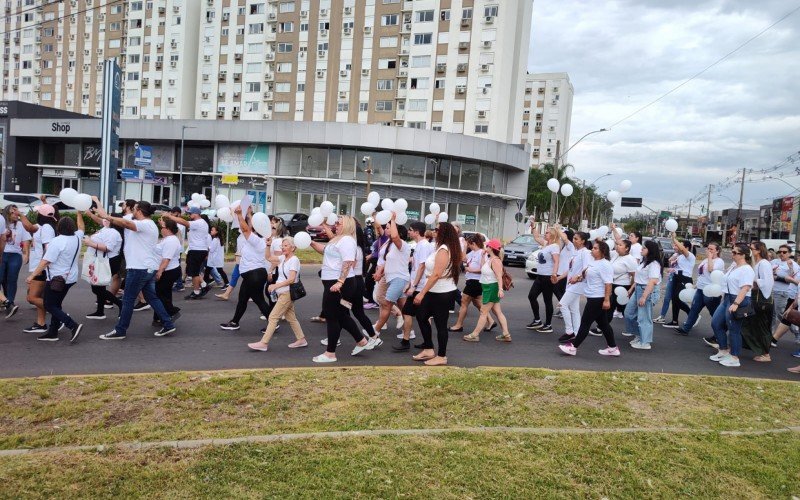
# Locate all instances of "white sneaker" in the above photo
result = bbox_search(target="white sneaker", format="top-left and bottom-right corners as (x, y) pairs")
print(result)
(709, 351), (727, 362)
(621, 331), (635, 337)
(395, 315), (404, 329)
(613, 311), (624, 319)
(598, 346), (621, 356)
(319, 338), (342, 347)
(653, 316), (665, 324)
(396, 330), (416, 339)
(629, 336), (640, 345)
(365, 336), (383, 350)
(719, 354), (741, 367)
(351, 341), (369, 356)
(630, 341), (651, 350)
(312, 354), (337, 363)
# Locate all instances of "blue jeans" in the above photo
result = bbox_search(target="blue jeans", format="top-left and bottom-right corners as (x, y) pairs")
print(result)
(229, 264), (240, 288)
(659, 273), (674, 317)
(712, 293), (750, 357)
(0, 252), (23, 305)
(681, 290), (721, 333)
(624, 284), (661, 345)
(115, 268), (175, 335)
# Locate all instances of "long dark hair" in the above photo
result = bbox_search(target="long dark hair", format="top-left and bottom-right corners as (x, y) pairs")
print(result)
(594, 240), (611, 260)
(734, 242), (752, 265)
(383, 224), (409, 260)
(435, 222), (463, 282)
(574, 231), (591, 250)
(750, 241), (767, 262)
(642, 240), (662, 271)
(210, 224), (225, 246)
(37, 212), (58, 235)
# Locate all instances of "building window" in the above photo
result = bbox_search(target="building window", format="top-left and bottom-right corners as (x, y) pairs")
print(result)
(377, 79), (393, 90)
(297, 83), (306, 91)
(462, 8), (473, 19)
(379, 36), (397, 48)
(279, 22), (293, 33)
(484, 6), (499, 17)
(275, 82), (291, 92)
(129, 36), (141, 46)
(246, 62), (261, 73)
(416, 10), (434, 22)
(126, 106), (139, 115)
(42, 92), (52, 100)
(247, 82), (262, 92)
(130, 1), (143, 10)
(410, 56), (430, 68)
(126, 72), (140, 81)
(250, 3), (265, 14)
(128, 54), (140, 63)
(434, 78), (446, 89)
(337, 102), (349, 112)
(408, 99), (427, 111)
(410, 77), (429, 89)
(246, 101), (259, 112)
(317, 42), (329, 51)
(474, 124), (488, 134)
(413, 33), (432, 45)
(279, 1), (295, 13)
(300, 22), (308, 32)
(375, 100), (393, 112)
(278, 43), (293, 53)
(359, 102), (368, 112)
(275, 102), (290, 112)
(407, 122), (426, 129)
(378, 58), (397, 69)
(381, 14), (398, 26)
(277, 62), (293, 73)
(248, 23), (264, 34)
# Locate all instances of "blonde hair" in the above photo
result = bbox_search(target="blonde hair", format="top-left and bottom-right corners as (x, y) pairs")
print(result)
(547, 227), (559, 244)
(282, 235), (296, 251)
(337, 215), (357, 239)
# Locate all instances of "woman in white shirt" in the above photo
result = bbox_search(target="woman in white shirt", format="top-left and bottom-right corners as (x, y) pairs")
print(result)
(623, 240), (663, 350)
(449, 234), (496, 332)
(18, 203), (58, 333)
(557, 231), (591, 344)
(741, 241), (774, 362)
(709, 243), (755, 368)
(527, 224), (561, 333)
(371, 216), (412, 334)
(1, 204), (32, 319)
(248, 236), (307, 351)
(560, 240), (618, 356)
(601, 239), (638, 331)
(768, 244), (800, 347)
(26, 213), (84, 343)
(662, 235), (695, 328)
(462, 239), (511, 342)
(203, 226), (228, 288)
(81, 214), (124, 319)
(153, 218), (183, 325)
(413, 222), (463, 366)
(680, 242), (724, 336)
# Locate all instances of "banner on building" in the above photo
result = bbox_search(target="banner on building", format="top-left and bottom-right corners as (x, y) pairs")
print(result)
(134, 144), (153, 168)
(99, 59), (121, 211)
(781, 196), (794, 222)
(217, 144), (269, 174)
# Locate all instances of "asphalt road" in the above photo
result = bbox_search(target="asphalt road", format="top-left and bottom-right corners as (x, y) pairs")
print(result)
(1, 263), (798, 380)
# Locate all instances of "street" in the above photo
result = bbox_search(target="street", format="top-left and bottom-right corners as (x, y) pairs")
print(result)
(0, 263), (797, 380)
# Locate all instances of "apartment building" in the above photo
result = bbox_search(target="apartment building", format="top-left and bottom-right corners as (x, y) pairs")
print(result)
(520, 72), (573, 168)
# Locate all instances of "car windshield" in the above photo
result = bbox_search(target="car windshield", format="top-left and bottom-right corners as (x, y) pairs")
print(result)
(512, 235), (537, 245)
(661, 241), (674, 250)
(276, 213), (294, 223)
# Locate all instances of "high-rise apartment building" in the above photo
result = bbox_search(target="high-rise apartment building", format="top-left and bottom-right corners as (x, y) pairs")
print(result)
(1, 0), (533, 144)
(520, 72), (573, 168)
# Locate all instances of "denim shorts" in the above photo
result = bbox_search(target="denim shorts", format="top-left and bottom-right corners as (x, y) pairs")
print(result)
(385, 277), (410, 303)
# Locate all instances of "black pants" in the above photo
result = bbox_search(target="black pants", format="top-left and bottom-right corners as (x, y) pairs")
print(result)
(91, 285), (121, 315)
(232, 268), (272, 324)
(322, 278), (364, 353)
(529, 275), (555, 325)
(574, 297), (616, 348)
(155, 267), (181, 320)
(417, 290), (458, 357)
(364, 260), (377, 304)
(44, 281), (77, 336)
(353, 276), (376, 336)
(203, 267), (229, 286)
(671, 273), (692, 322)
(553, 277), (567, 301)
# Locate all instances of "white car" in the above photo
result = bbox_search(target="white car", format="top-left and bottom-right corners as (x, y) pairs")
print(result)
(525, 249), (540, 279)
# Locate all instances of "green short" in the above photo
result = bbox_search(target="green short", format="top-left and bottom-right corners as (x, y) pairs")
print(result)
(481, 282), (500, 304)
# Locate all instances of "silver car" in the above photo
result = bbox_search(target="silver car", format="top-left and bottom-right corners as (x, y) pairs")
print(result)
(503, 234), (540, 267)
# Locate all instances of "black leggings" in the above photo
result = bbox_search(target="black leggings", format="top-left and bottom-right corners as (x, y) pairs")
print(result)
(204, 267), (229, 286)
(232, 268), (272, 324)
(529, 275), (555, 325)
(574, 297), (616, 348)
(353, 276), (376, 336)
(671, 273), (692, 322)
(91, 285), (121, 315)
(155, 267), (181, 320)
(417, 290), (458, 357)
(553, 277), (567, 301)
(322, 278), (364, 353)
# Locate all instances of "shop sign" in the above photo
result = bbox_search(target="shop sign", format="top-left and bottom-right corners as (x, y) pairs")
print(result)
(133, 144), (153, 168)
(218, 144), (269, 174)
(43, 168), (77, 179)
(221, 174), (239, 184)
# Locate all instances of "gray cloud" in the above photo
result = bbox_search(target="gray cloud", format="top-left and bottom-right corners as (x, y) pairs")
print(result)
(528, 0), (800, 216)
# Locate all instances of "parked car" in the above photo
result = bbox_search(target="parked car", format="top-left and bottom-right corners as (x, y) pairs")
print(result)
(0, 192), (40, 211)
(503, 234), (540, 267)
(275, 212), (309, 236)
(656, 237), (676, 268)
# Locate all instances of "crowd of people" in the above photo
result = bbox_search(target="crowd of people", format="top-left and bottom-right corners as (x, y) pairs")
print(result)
(1, 197), (799, 373)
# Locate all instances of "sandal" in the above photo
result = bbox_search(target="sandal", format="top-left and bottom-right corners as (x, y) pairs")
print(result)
(495, 334), (512, 343)
(310, 316), (327, 323)
(412, 352), (435, 361)
(462, 333), (480, 342)
(424, 356), (447, 366)
(448, 326), (464, 332)
(753, 354), (771, 362)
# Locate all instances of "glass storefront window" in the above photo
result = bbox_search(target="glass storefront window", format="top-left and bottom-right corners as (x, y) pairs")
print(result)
(460, 162), (480, 191)
(275, 191), (298, 213)
(174, 145), (214, 173)
(328, 149), (342, 179)
(124, 142), (175, 171)
(492, 167), (505, 194)
(480, 164), (493, 193)
(64, 143), (81, 166)
(392, 154), (426, 186)
(302, 147), (328, 178)
(341, 149), (356, 180)
(456, 204), (477, 232)
(405, 199), (424, 222)
(278, 147), (302, 176)
(430, 158), (449, 189)
(476, 205), (490, 236)
(356, 150), (391, 183)
(449, 160), (461, 190)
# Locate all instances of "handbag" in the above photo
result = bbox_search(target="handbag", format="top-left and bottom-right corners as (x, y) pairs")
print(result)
(281, 259), (306, 301)
(501, 268), (514, 291)
(733, 303), (756, 320)
(785, 308), (800, 326)
(50, 236), (80, 293)
(81, 248), (112, 286)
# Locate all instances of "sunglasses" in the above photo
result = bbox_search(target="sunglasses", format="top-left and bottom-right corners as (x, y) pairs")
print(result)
(779, 250), (790, 254)
(731, 251), (742, 255)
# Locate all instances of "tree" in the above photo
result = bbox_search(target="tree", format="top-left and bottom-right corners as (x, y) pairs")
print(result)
(526, 163), (610, 228)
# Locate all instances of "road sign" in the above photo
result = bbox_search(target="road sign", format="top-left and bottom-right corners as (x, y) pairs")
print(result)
(514, 212), (524, 223)
(134, 144), (152, 168)
(620, 197), (642, 208)
(120, 168), (140, 180)
(659, 211), (672, 218)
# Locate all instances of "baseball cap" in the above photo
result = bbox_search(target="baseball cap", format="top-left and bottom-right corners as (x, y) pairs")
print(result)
(187, 207), (201, 215)
(34, 204), (55, 218)
(486, 239), (502, 251)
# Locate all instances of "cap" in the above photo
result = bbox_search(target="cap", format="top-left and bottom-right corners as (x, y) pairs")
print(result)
(486, 239), (502, 251)
(187, 207), (201, 215)
(34, 204), (55, 218)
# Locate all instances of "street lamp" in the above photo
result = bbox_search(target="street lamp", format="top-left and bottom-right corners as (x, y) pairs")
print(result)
(178, 125), (196, 207)
(580, 173), (612, 229)
(429, 158), (439, 202)
(549, 128), (608, 224)
(362, 155), (372, 196)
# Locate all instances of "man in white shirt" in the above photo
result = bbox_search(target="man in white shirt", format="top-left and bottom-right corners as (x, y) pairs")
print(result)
(393, 221), (433, 351)
(165, 207), (210, 299)
(95, 200), (177, 339)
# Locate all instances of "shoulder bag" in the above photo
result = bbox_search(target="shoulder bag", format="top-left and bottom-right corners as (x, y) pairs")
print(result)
(50, 236), (80, 293)
(282, 260), (306, 301)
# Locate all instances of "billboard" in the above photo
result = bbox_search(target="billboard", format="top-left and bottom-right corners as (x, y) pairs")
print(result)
(217, 144), (269, 174)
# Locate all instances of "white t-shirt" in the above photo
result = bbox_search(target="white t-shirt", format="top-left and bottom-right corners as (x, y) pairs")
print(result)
(754, 259), (774, 300)
(630, 242), (643, 263)
(157, 234), (182, 271)
(676, 252), (696, 275)
(238, 233), (267, 274)
(610, 254), (638, 286)
(696, 257), (724, 290)
(771, 258), (798, 294)
(90, 227), (123, 259)
(321, 236), (357, 281)
(557, 243), (574, 275)
(124, 219), (160, 270)
(465, 249), (484, 280)
(635, 261), (662, 285)
(725, 264), (755, 295)
(412, 239), (434, 291)
(425, 244), (457, 293)
(187, 218), (209, 251)
(355, 247), (364, 275)
(30, 224), (56, 272)
(3, 221), (31, 254)
(565, 247), (591, 294)
(207, 237), (224, 268)
(537, 243), (560, 276)
(43, 231), (84, 284)
(379, 240), (411, 283)
(584, 258), (613, 298)
(276, 254), (300, 295)
(270, 236), (283, 255)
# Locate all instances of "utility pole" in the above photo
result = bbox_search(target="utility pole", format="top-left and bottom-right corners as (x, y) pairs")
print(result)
(580, 179), (586, 227)
(549, 140), (560, 225)
(737, 168), (746, 239)
(704, 183), (712, 243)
(686, 199), (693, 237)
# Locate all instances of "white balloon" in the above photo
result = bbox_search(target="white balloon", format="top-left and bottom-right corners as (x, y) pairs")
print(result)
(607, 190), (621, 204)
(294, 231), (312, 250)
(429, 202), (441, 215)
(216, 207), (233, 222)
(547, 178), (560, 193)
(709, 270), (726, 286)
(560, 184), (574, 197)
(424, 213), (436, 225)
(191, 193), (202, 202)
(376, 209), (392, 225)
(703, 284), (722, 298)
(59, 188), (78, 207)
(252, 212), (270, 236)
(199, 199), (211, 208)
(326, 213), (338, 226)
(381, 198), (395, 212)
(614, 286), (627, 297)
(72, 193), (92, 211)
(589, 230), (598, 240)
(394, 198), (408, 212)
(664, 219), (678, 233)
(230, 200), (241, 209)
(360, 202), (376, 216)
(685, 283), (695, 290)
(679, 288), (696, 304)
(597, 225), (609, 238)
(214, 194), (230, 209)
(438, 212), (449, 222)
(320, 201), (334, 217)
(616, 294), (630, 305)
(308, 213), (324, 227)
(311, 207), (321, 215)
(614, 227), (623, 236)
(187, 201), (199, 209)
(619, 179), (633, 193)
(368, 191), (381, 206)
(395, 212), (409, 225)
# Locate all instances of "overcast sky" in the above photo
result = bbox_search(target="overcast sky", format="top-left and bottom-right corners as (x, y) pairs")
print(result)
(528, 0), (800, 218)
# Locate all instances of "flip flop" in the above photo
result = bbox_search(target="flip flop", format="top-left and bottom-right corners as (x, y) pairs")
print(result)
(412, 353), (435, 361)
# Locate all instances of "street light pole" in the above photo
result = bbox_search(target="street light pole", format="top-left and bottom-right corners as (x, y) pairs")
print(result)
(178, 125), (196, 207)
(363, 156), (372, 197)
(429, 158), (439, 204)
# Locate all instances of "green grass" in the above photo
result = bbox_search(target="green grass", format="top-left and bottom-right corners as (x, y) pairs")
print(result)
(1, 433), (798, 498)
